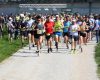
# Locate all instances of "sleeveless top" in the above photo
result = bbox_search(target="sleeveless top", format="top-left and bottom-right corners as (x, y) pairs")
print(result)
(54, 21), (62, 32)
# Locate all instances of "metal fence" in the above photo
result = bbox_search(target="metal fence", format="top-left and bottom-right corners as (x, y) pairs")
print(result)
(0, 3), (100, 15)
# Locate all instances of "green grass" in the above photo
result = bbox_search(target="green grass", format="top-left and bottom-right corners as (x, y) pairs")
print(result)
(0, 35), (28, 62)
(95, 42), (100, 78)
(0, 26), (28, 62)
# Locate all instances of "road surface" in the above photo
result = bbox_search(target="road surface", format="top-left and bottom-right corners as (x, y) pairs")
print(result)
(0, 39), (99, 80)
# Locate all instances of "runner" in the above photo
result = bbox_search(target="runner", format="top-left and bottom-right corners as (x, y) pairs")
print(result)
(14, 14), (20, 40)
(27, 15), (35, 49)
(89, 15), (95, 40)
(20, 18), (27, 46)
(54, 15), (63, 51)
(63, 16), (71, 49)
(85, 16), (92, 42)
(93, 15), (100, 43)
(78, 20), (87, 52)
(7, 17), (15, 42)
(44, 16), (54, 53)
(70, 19), (80, 53)
(0, 16), (3, 39)
(34, 15), (44, 54)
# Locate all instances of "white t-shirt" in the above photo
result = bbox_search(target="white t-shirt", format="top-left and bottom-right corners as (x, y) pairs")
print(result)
(27, 19), (35, 28)
(94, 19), (100, 30)
(7, 21), (14, 30)
(89, 18), (95, 28)
(70, 24), (79, 36)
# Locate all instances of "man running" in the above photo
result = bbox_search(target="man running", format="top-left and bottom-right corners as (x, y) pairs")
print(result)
(44, 16), (54, 53)
(54, 15), (63, 51)
(63, 16), (71, 49)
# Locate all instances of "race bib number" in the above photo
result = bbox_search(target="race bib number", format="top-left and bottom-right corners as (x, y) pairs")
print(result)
(27, 28), (32, 31)
(42, 29), (45, 33)
(37, 30), (42, 34)
(56, 27), (62, 32)
(74, 33), (78, 36)
(46, 33), (50, 36)
(72, 28), (77, 32)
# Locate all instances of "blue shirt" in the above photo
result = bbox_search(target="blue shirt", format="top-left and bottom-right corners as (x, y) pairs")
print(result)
(63, 21), (71, 32)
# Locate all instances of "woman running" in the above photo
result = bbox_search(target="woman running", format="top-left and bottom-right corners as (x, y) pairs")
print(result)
(34, 16), (44, 53)
(79, 20), (87, 45)
(27, 15), (35, 49)
(85, 17), (91, 42)
(70, 19), (80, 53)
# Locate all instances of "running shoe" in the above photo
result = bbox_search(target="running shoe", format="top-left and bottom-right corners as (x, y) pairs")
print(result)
(48, 48), (50, 53)
(32, 44), (35, 47)
(50, 48), (53, 52)
(67, 45), (69, 49)
(70, 49), (73, 53)
(36, 50), (39, 53)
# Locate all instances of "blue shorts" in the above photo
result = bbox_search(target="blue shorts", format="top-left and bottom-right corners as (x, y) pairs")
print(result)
(55, 32), (62, 36)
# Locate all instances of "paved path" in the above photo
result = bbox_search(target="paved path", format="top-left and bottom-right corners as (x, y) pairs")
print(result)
(0, 39), (99, 80)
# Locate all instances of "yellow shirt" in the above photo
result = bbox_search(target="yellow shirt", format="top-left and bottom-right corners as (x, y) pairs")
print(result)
(54, 21), (62, 32)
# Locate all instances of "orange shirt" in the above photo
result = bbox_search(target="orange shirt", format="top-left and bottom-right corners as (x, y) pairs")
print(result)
(44, 21), (54, 34)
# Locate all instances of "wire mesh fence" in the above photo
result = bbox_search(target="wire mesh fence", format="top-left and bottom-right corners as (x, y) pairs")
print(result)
(0, 3), (100, 15)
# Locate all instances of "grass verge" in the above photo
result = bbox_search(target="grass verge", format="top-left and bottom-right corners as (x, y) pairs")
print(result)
(0, 35), (28, 63)
(95, 42), (100, 78)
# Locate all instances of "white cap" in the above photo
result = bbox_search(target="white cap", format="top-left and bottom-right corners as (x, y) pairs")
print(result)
(9, 17), (12, 20)
(56, 15), (59, 17)
(90, 15), (94, 18)
(72, 19), (76, 22)
(20, 13), (25, 18)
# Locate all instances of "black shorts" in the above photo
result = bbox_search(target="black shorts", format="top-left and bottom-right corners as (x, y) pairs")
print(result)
(8, 29), (14, 34)
(63, 32), (70, 37)
(21, 31), (27, 37)
(71, 35), (79, 41)
(8, 29), (14, 37)
(8, 30), (14, 37)
(46, 34), (53, 41)
(34, 30), (44, 39)
(78, 31), (81, 35)
(27, 30), (34, 35)
(86, 29), (91, 33)
(80, 32), (86, 37)
(34, 34), (43, 39)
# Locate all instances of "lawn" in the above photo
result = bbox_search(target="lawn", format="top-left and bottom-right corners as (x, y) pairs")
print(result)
(0, 25), (27, 62)
(0, 37), (21, 62)
(95, 42), (100, 78)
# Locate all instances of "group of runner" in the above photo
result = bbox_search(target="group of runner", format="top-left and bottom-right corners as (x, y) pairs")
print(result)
(0, 13), (100, 53)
